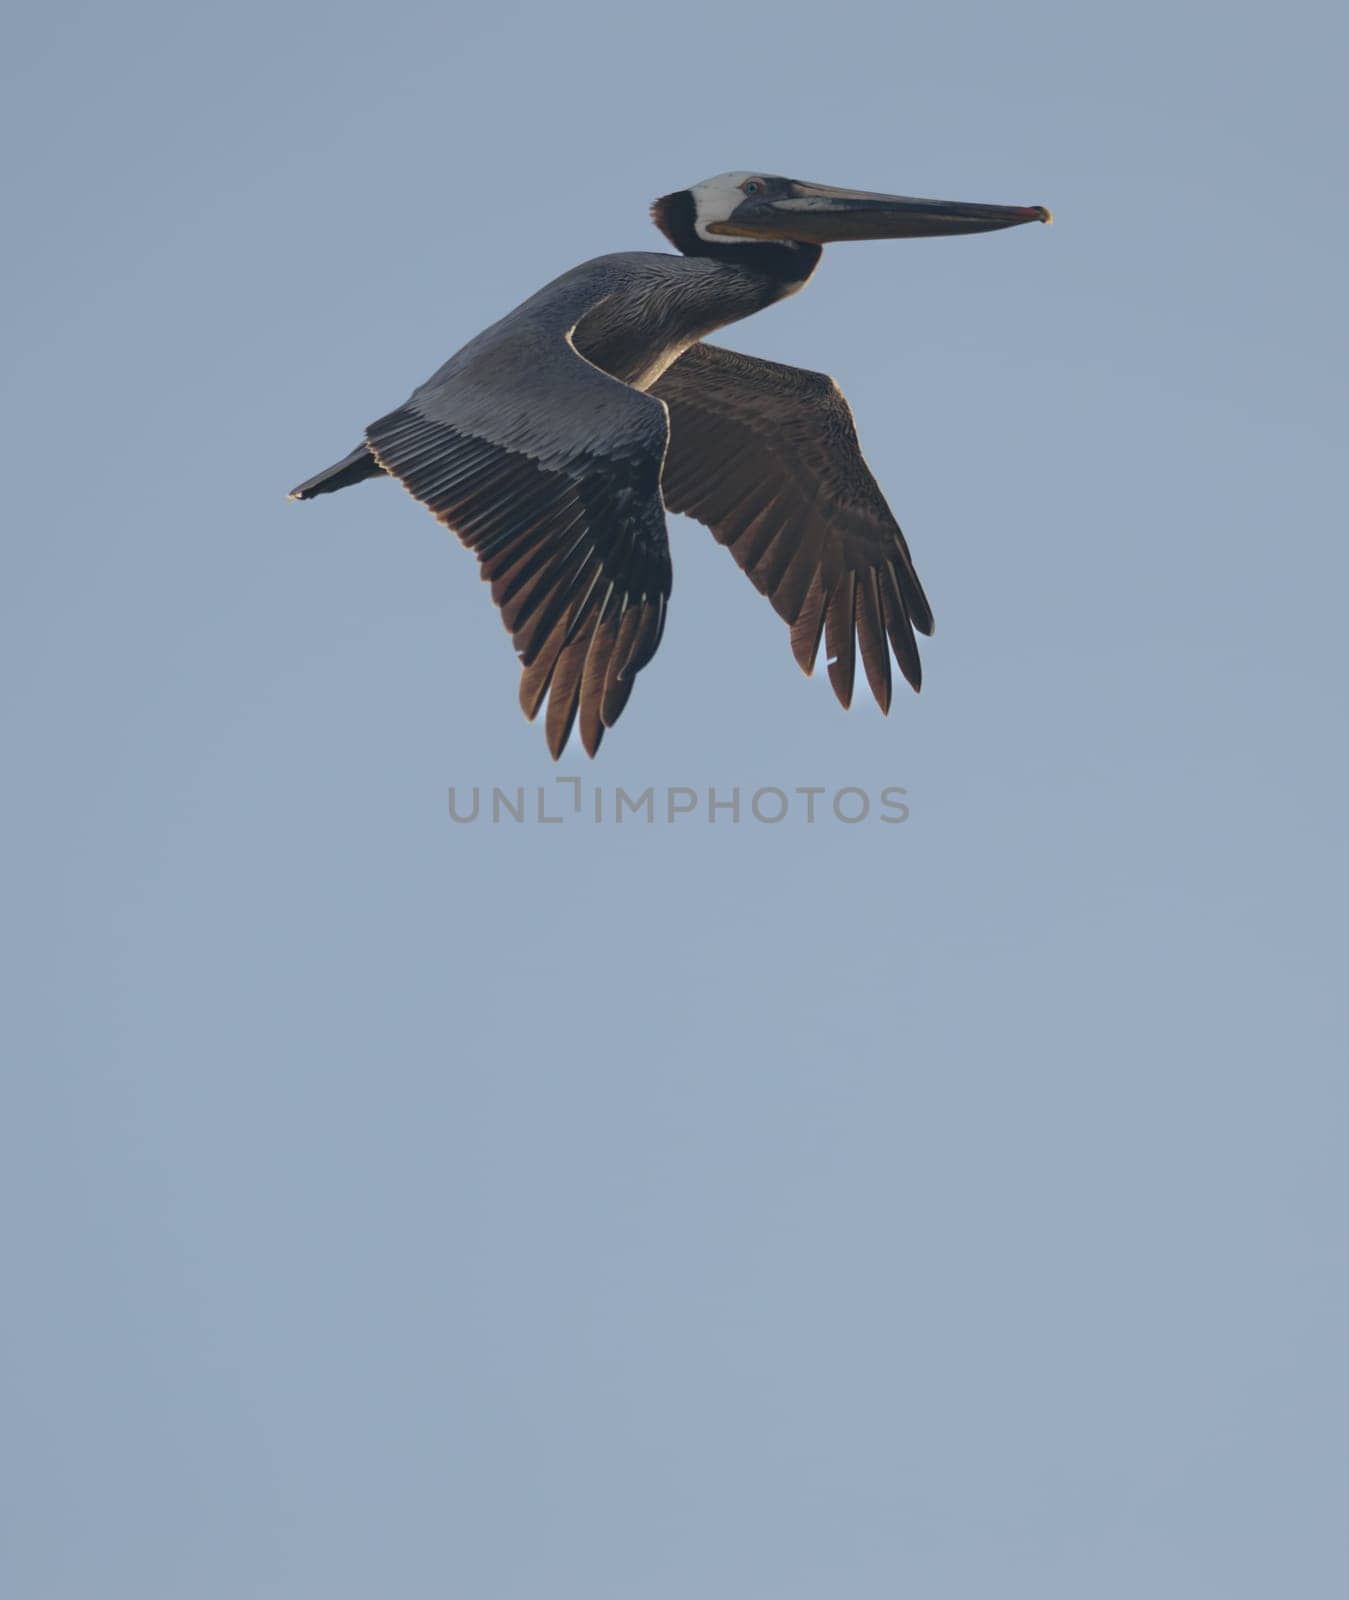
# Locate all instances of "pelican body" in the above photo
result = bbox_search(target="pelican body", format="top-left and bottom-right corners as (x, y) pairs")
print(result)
(290, 173), (1049, 755)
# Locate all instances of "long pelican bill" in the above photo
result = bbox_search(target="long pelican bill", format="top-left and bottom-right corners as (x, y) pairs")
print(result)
(711, 181), (1052, 243)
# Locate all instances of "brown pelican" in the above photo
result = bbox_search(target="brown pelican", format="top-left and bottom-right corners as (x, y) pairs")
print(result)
(290, 173), (1050, 755)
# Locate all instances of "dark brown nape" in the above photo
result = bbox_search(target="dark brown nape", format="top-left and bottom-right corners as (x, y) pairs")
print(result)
(649, 190), (697, 252)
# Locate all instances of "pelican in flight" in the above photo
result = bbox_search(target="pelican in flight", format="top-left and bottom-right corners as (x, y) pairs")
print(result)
(290, 173), (1050, 755)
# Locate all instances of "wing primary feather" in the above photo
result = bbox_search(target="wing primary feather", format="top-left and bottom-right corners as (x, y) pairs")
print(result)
(856, 568), (892, 714)
(824, 572), (857, 708)
(577, 586), (619, 756)
(476, 504), (580, 574)
(624, 596), (664, 676)
(514, 551), (597, 666)
(491, 518), (590, 614)
(544, 588), (609, 758)
(883, 562), (923, 693)
(768, 534), (822, 627)
(888, 546), (935, 637)
(790, 574), (830, 676)
(602, 602), (644, 724)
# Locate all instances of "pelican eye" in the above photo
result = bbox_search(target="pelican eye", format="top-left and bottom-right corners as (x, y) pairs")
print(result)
(742, 179), (765, 196)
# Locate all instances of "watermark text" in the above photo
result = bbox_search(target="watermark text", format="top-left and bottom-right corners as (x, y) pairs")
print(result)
(447, 780), (910, 826)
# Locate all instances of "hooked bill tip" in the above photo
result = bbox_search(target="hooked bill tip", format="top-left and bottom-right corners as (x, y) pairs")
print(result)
(1034, 205), (1053, 224)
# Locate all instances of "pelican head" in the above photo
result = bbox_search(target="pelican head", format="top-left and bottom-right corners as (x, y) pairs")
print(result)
(654, 172), (1050, 255)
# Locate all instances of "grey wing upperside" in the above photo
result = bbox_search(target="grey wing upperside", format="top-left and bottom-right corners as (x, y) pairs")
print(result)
(367, 263), (672, 758)
(652, 342), (933, 712)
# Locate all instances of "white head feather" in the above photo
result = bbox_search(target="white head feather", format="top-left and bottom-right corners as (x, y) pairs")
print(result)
(687, 173), (762, 243)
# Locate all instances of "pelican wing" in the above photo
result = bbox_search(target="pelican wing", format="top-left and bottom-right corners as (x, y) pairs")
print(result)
(366, 270), (672, 757)
(653, 342), (933, 711)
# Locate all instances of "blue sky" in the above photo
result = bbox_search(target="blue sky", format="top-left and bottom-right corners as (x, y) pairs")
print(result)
(3, 2), (1346, 1595)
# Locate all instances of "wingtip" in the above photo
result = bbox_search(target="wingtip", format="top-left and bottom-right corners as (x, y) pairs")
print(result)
(826, 669), (854, 711)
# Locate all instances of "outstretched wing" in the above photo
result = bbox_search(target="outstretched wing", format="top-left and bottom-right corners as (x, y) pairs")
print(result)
(367, 265), (672, 758)
(652, 342), (933, 712)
